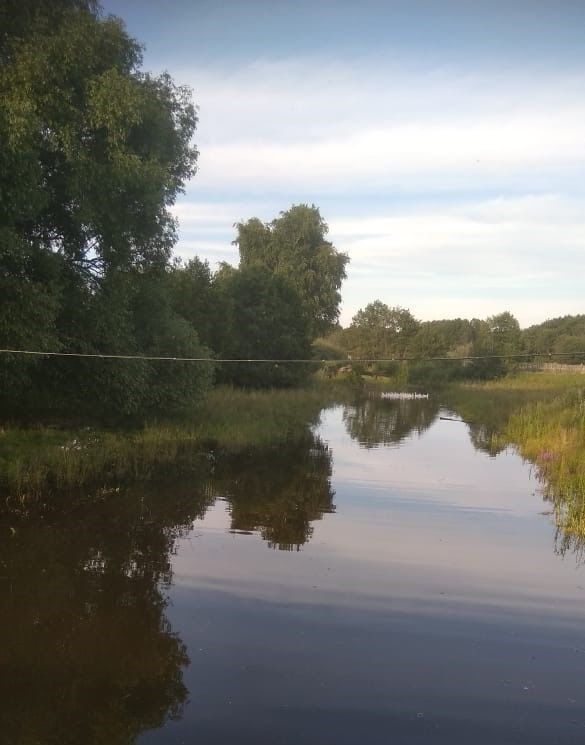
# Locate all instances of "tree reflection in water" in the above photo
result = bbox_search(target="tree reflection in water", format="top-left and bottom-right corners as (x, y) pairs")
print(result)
(0, 431), (336, 742)
(343, 396), (439, 448)
(465, 421), (508, 457)
(211, 433), (335, 551)
(0, 478), (213, 745)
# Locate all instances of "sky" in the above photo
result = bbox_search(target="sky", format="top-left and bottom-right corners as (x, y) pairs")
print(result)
(102, 0), (585, 328)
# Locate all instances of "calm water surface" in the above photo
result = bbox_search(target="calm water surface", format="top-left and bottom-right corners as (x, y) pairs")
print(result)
(2, 397), (585, 744)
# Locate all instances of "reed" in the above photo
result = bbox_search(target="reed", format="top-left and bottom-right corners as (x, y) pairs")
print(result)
(505, 388), (585, 541)
(0, 384), (343, 511)
(443, 372), (585, 543)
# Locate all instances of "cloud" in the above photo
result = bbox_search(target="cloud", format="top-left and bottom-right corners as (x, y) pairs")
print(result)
(172, 194), (585, 327)
(196, 118), (585, 195)
(184, 57), (585, 138)
(174, 58), (585, 196)
(165, 56), (585, 327)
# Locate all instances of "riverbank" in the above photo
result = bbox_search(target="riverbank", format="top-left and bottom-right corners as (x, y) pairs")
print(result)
(2, 373), (585, 529)
(506, 388), (585, 547)
(445, 372), (585, 545)
(0, 385), (347, 513)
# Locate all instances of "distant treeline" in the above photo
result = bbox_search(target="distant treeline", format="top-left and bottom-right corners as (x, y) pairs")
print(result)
(318, 306), (585, 384)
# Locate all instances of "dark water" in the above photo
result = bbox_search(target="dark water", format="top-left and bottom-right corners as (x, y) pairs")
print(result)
(2, 396), (585, 744)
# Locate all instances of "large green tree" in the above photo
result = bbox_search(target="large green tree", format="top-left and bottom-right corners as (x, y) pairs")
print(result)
(235, 204), (349, 338)
(1, 1), (196, 273)
(467, 311), (522, 379)
(0, 1), (210, 418)
(523, 314), (585, 363)
(213, 264), (312, 388)
(348, 301), (419, 359)
(168, 257), (218, 351)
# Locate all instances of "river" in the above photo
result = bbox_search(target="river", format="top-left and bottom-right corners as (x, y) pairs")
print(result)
(2, 395), (584, 744)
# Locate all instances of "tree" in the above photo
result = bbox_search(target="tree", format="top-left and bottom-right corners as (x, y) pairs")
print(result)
(130, 270), (214, 416)
(1, 3), (197, 274)
(0, 238), (64, 403)
(487, 311), (522, 356)
(349, 302), (419, 359)
(235, 204), (349, 338)
(409, 323), (450, 359)
(553, 334), (585, 364)
(168, 257), (218, 351)
(523, 315), (585, 362)
(467, 311), (522, 379)
(213, 264), (312, 388)
(0, 1), (209, 418)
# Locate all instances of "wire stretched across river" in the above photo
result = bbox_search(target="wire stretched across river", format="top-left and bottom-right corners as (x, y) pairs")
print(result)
(0, 349), (584, 364)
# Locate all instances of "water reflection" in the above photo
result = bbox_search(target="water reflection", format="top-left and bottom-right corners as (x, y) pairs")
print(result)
(341, 395), (584, 560)
(343, 395), (439, 448)
(211, 433), (335, 550)
(0, 479), (213, 745)
(465, 421), (507, 457)
(2, 397), (585, 745)
(0, 432), (335, 743)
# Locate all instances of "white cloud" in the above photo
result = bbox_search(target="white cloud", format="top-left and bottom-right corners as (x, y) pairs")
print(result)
(175, 58), (585, 195)
(184, 57), (585, 140)
(167, 56), (585, 326)
(172, 194), (585, 327)
(196, 115), (585, 194)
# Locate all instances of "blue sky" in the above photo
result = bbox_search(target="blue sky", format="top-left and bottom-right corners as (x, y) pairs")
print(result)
(102, 0), (585, 327)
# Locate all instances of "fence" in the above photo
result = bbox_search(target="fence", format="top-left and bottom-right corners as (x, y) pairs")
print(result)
(518, 362), (585, 374)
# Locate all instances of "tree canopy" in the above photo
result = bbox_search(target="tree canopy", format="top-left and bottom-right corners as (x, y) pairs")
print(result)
(0, 0), (211, 419)
(212, 264), (312, 388)
(523, 314), (585, 363)
(235, 204), (349, 338)
(345, 302), (419, 360)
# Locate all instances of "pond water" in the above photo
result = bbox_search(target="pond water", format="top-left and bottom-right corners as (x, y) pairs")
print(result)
(2, 396), (584, 744)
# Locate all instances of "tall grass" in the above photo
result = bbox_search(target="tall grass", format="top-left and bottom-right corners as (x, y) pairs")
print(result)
(505, 388), (585, 543)
(4, 371), (585, 543)
(443, 373), (584, 441)
(190, 385), (340, 446)
(446, 372), (585, 545)
(0, 385), (344, 512)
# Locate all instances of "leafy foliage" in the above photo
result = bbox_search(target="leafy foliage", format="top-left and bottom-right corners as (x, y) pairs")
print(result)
(325, 309), (530, 383)
(523, 315), (585, 363)
(0, 1), (210, 419)
(235, 204), (349, 338)
(168, 257), (218, 350)
(349, 301), (419, 360)
(213, 264), (312, 388)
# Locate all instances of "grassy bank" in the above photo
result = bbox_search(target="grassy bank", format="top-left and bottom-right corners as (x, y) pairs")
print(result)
(443, 372), (583, 436)
(0, 385), (345, 513)
(446, 372), (585, 544)
(506, 388), (585, 544)
(4, 372), (585, 541)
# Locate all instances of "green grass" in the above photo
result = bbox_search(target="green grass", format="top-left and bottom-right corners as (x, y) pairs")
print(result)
(443, 372), (583, 437)
(4, 371), (585, 543)
(192, 384), (342, 445)
(0, 384), (345, 512)
(446, 372), (585, 544)
(505, 388), (585, 542)
(460, 371), (585, 392)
